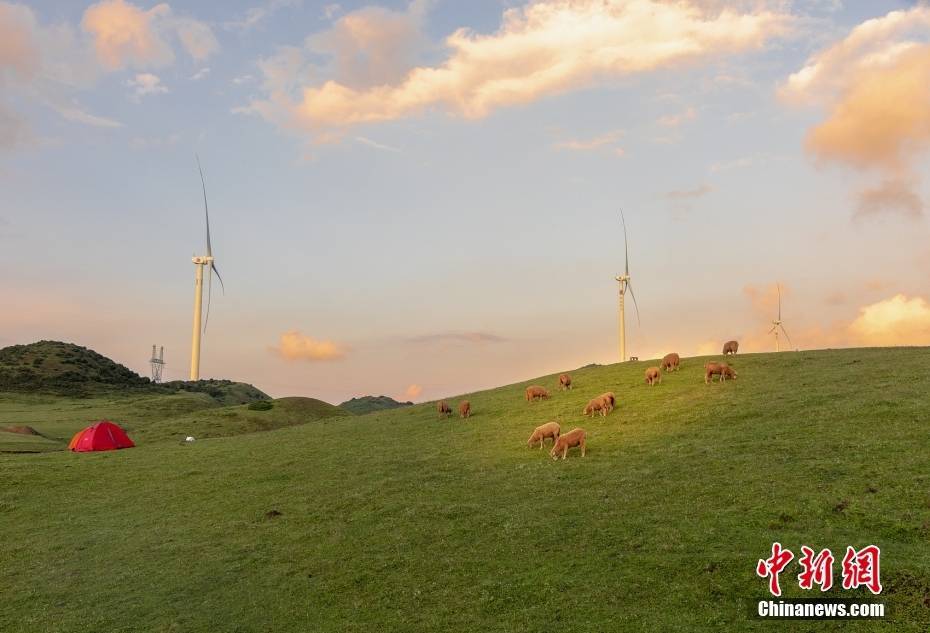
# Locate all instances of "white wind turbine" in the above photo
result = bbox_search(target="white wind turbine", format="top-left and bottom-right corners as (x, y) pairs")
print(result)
(615, 209), (640, 362)
(189, 156), (224, 381)
(769, 283), (792, 352)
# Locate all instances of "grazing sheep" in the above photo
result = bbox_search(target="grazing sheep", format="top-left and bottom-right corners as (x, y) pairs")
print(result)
(550, 428), (586, 460)
(645, 366), (662, 386)
(525, 385), (550, 402)
(583, 398), (605, 417)
(661, 353), (680, 371)
(722, 340), (739, 355)
(437, 400), (452, 418)
(527, 421), (561, 449)
(558, 373), (573, 390)
(704, 362), (737, 383)
(599, 392), (616, 414)
(458, 400), (471, 418)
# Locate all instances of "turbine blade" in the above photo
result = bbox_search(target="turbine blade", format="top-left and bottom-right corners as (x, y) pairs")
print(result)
(627, 281), (641, 326)
(211, 262), (225, 294)
(768, 325), (777, 333)
(780, 323), (793, 349)
(619, 208), (629, 276)
(777, 283), (782, 321)
(196, 154), (212, 257)
(203, 264), (212, 334)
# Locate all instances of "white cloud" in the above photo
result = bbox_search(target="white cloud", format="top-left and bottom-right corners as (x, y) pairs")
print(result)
(127, 72), (167, 99)
(553, 129), (624, 153)
(190, 66), (210, 81)
(225, 0), (302, 32)
(354, 136), (401, 152)
(241, 0), (792, 141)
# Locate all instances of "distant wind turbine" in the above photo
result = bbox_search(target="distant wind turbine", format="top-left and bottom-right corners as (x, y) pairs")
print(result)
(189, 156), (224, 381)
(615, 209), (640, 362)
(769, 283), (792, 352)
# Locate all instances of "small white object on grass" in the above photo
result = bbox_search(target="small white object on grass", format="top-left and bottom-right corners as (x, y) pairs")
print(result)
(185, 436), (195, 443)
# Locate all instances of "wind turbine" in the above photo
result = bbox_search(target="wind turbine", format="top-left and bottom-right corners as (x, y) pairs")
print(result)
(769, 283), (792, 352)
(615, 209), (640, 362)
(189, 156), (224, 381)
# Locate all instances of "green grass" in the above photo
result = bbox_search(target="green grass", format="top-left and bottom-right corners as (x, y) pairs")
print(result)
(2, 348), (930, 631)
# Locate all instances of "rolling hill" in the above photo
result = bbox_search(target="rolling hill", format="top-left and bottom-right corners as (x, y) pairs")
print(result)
(0, 340), (269, 404)
(339, 395), (414, 415)
(1, 347), (929, 631)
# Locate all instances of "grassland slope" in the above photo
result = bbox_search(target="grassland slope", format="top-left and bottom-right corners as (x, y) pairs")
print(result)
(1, 347), (929, 632)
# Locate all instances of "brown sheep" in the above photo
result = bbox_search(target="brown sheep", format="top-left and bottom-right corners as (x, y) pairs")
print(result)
(437, 400), (452, 418)
(550, 428), (586, 460)
(583, 398), (605, 417)
(527, 421), (561, 449)
(525, 385), (550, 402)
(558, 373), (572, 390)
(704, 362), (737, 383)
(599, 392), (616, 414)
(660, 352), (680, 371)
(458, 401), (471, 418)
(645, 366), (662, 386)
(722, 340), (739, 355)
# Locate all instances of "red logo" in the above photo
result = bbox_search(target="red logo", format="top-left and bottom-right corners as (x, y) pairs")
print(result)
(757, 543), (882, 596)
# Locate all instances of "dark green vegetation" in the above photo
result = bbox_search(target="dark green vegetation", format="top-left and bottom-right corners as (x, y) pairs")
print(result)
(2, 347), (930, 631)
(0, 340), (269, 403)
(0, 340), (150, 394)
(339, 394), (413, 415)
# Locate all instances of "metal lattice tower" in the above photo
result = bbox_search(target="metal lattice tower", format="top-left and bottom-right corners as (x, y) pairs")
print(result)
(150, 345), (165, 383)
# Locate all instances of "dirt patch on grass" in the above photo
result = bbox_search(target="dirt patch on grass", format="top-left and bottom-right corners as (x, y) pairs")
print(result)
(1, 425), (41, 435)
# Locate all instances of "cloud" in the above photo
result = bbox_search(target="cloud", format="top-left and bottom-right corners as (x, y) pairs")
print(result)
(271, 330), (347, 361)
(1, 1), (211, 140)
(241, 0), (792, 140)
(666, 184), (712, 200)
(225, 0), (302, 32)
(127, 72), (167, 98)
(402, 383), (422, 400)
(190, 66), (209, 80)
(81, 0), (216, 70)
(408, 331), (508, 345)
(848, 294), (930, 346)
(743, 283), (787, 317)
(781, 7), (930, 219)
(855, 177), (923, 220)
(553, 129), (624, 154)
(354, 135), (401, 152)
(43, 97), (123, 127)
(657, 106), (697, 127)
(824, 291), (846, 306)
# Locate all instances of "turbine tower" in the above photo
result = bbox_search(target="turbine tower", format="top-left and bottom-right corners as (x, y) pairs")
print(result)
(189, 156), (224, 381)
(769, 283), (792, 352)
(615, 209), (640, 362)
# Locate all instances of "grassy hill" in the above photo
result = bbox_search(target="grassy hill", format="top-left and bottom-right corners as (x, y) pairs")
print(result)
(2, 347), (930, 631)
(339, 394), (413, 415)
(0, 340), (150, 395)
(0, 341), (270, 405)
(0, 392), (346, 451)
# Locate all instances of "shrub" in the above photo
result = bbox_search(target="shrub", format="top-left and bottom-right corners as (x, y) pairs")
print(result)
(248, 400), (273, 411)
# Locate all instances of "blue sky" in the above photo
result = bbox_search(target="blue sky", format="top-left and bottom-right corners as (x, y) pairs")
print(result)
(3, 0), (930, 402)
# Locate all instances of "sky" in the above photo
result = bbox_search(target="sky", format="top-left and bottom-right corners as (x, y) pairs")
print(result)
(2, 0), (930, 404)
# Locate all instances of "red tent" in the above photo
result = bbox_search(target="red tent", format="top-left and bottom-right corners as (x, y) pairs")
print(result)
(68, 420), (135, 452)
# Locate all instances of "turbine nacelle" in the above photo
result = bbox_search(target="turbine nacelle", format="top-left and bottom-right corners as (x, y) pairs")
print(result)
(192, 255), (214, 265)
